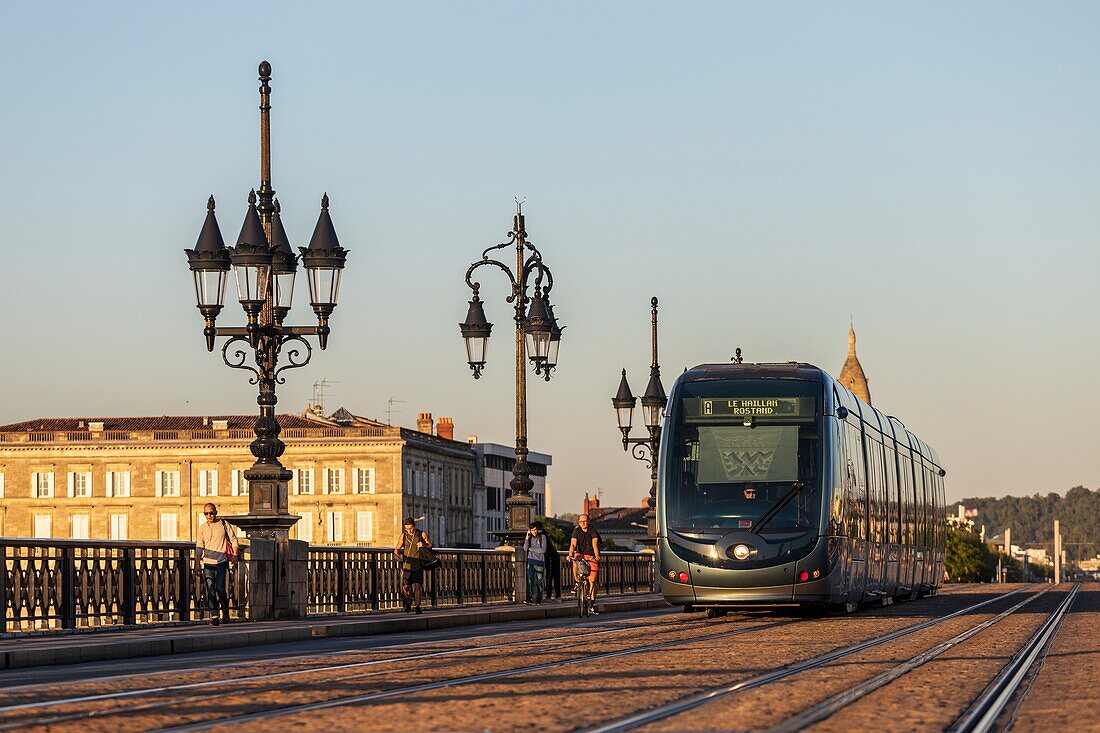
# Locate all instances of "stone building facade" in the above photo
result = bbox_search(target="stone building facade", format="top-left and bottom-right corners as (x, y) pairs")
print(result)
(0, 409), (476, 549)
(471, 441), (551, 548)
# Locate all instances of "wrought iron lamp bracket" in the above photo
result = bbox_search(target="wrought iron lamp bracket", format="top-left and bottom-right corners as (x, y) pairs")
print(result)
(274, 333), (313, 383)
(465, 259), (519, 302)
(221, 335), (262, 384)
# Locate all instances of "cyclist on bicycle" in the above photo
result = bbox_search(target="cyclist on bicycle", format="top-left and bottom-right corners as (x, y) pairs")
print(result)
(568, 513), (602, 615)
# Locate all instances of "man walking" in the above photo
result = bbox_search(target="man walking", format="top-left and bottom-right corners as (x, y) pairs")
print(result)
(523, 522), (547, 605)
(545, 532), (562, 602)
(196, 502), (238, 626)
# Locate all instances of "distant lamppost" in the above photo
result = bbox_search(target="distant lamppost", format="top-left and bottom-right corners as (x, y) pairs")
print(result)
(460, 201), (562, 543)
(613, 297), (666, 545)
(183, 61), (349, 544)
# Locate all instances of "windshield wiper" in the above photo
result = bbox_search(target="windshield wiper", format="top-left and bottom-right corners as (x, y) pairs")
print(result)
(749, 481), (805, 535)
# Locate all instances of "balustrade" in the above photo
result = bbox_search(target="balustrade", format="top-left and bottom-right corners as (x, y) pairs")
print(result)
(3, 539), (654, 634)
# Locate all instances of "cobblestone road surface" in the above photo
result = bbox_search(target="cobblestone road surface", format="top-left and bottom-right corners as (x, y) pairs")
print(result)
(0, 585), (1094, 732)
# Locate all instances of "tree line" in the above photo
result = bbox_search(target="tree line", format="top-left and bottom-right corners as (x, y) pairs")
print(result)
(950, 485), (1100, 562)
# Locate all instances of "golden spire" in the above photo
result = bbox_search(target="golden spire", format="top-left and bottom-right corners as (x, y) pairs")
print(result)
(838, 321), (871, 405)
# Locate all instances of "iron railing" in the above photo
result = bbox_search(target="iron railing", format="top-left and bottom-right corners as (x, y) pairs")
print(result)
(0, 539), (248, 633)
(2, 539), (655, 634)
(556, 551), (655, 596)
(308, 547), (515, 614)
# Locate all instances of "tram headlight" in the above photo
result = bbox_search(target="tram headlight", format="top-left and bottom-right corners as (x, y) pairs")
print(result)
(732, 544), (752, 560)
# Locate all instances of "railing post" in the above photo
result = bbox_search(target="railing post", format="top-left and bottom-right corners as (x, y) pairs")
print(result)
(178, 548), (192, 623)
(0, 542), (7, 634)
(430, 561), (439, 607)
(122, 547), (136, 625)
(60, 546), (76, 629)
(456, 553), (464, 606)
(369, 551), (380, 611)
(481, 554), (489, 604)
(336, 550), (347, 614)
(619, 556), (626, 595)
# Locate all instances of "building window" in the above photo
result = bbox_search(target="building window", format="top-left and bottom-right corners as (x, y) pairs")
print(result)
(354, 467), (374, 494)
(106, 470), (131, 498)
(160, 512), (178, 541)
(71, 514), (90, 539)
(356, 511), (373, 543)
(0, 471), (5, 499)
(33, 514), (51, 538)
(297, 511), (313, 543)
(296, 469), (314, 495)
(110, 513), (128, 540)
(198, 469), (218, 497)
(232, 469), (249, 496)
(31, 472), (54, 499)
(327, 511), (343, 543)
(156, 470), (181, 497)
(67, 471), (92, 499)
(325, 468), (344, 495)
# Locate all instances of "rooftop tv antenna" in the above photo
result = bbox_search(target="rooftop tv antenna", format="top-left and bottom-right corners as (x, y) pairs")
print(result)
(311, 378), (339, 414)
(385, 396), (406, 425)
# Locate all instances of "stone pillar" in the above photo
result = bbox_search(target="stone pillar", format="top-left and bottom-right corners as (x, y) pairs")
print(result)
(286, 539), (309, 618)
(497, 544), (525, 603)
(639, 548), (658, 592)
(246, 538), (275, 621)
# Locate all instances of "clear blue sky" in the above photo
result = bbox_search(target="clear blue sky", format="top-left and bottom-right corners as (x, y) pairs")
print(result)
(1, 3), (1097, 511)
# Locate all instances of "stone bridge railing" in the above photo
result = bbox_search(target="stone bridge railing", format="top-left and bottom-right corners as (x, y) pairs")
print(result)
(1, 538), (655, 634)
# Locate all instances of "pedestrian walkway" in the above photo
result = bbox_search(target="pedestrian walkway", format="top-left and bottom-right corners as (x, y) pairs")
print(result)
(0, 595), (664, 671)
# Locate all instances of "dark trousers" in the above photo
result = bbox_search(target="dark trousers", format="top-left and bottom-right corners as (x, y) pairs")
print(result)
(545, 559), (561, 598)
(526, 563), (545, 603)
(203, 562), (229, 617)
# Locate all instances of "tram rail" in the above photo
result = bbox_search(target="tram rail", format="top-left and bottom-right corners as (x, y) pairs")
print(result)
(950, 584), (1081, 733)
(136, 587), (1028, 733)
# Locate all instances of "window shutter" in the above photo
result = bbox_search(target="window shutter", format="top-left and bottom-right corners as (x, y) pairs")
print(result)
(290, 470), (297, 495)
(367, 467), (375, 494)
(67, 472), (75, 498)
(105, 471), (114, 498)
(210, 470), (218, 496)
(322, 468), (330, 495)
(122, 471), (131, 497)
(357, 511), (373, 543)
(199, 471), (208, 497)
(0, 471), (5, 499)
(352, 468), (360, 494)
(85, 471), (92, 497)
(232, 470), (241, 496)
(298, 512), (313, 543)
(155, 470), (163, 498)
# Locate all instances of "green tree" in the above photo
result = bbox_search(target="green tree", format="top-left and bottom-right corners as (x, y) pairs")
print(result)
(537, 516), (574, 551)
(945, 525), (997, 582)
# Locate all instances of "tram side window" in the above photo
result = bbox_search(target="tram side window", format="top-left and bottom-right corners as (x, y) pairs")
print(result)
(919, 465), (931, 549)
(844, 425), (866, 542)
(900, 454), (914, 548)
(865, 437), (882, 546)
(884, 441), (899, 546)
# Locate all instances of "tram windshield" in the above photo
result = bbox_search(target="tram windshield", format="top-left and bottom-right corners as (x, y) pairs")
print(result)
(665, 380), (823, 535)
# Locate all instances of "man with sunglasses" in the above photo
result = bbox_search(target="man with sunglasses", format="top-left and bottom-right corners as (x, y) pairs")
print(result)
(196, 503), (238, 626)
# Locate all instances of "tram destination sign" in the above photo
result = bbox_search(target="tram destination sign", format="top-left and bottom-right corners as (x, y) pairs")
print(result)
(683, 397), (814, 419)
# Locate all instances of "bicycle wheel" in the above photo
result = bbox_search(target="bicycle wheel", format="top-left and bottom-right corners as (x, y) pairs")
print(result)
(578, 578), (589, 617)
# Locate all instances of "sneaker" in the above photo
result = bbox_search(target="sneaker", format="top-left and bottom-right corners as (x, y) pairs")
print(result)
(415, 606), (423, 615)
(209, 617), (220, 626)
(590, 605), (600, 616)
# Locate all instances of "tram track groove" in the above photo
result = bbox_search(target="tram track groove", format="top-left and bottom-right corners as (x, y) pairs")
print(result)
(144, 617), (804, 733)
(580, 585), (1034, 733)
(763, 586), (1056, 733)
(143, 588), (1029, 733)
(0, 612), (714, 722)
(949, 584), (1081, 733)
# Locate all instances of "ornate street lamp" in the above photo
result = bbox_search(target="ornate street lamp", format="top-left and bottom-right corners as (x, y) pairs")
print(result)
(183, 61), (349, 551)
(612, 297), (666, 546)
(460, 200), (562, 542)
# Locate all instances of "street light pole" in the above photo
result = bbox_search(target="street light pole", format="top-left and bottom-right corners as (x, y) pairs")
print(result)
(613, 297), (667, 548)
(183, 62), (350, 574)
(460, 201), (562, 544)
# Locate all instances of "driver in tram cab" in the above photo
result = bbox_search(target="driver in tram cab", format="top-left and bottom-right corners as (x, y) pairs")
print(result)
(568, 514), (602, 615)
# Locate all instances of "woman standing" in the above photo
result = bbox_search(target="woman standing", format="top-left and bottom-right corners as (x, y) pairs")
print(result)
(394, 517), (432, 614)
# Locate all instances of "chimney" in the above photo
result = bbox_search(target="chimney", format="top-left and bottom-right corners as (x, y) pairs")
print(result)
(467, 435), (478, 444)
(583, 491), (590, 515)
(416, 412), (433, 435)
(436, 417), (454, 441)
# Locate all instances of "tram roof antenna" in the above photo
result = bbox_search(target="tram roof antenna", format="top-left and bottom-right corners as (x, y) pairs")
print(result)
(311, 378), (340, 415)
(385, 396), (406, 426)
(732, 347), (744, 364)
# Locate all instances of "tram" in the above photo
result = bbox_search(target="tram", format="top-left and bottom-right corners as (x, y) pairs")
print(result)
(657, 361), (946, 613)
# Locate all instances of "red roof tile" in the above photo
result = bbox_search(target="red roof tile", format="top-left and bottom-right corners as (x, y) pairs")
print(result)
(0, 415), (319, 432)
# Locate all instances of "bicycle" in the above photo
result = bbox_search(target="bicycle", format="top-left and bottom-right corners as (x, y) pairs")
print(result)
(572, 556), (595, 618)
